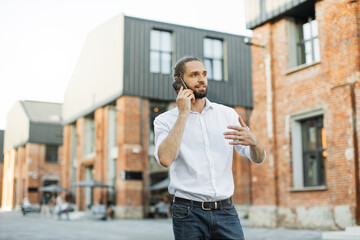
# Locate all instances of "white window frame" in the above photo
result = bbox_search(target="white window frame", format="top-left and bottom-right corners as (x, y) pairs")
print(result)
(203, 37), (225, 81)
(287, 17), (320, 69)
(83, 116), (95, 157)
(290, 109), (327, 191)
(150, 29), (172, 74)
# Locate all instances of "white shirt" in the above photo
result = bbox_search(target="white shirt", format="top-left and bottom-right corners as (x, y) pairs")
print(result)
(154, 98), (262, 201)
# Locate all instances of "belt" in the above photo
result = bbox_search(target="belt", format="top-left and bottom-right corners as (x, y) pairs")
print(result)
(173, 196), (232, 210)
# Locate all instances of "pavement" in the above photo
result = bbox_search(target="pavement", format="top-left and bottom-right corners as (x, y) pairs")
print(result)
(0, 211), (324, 240)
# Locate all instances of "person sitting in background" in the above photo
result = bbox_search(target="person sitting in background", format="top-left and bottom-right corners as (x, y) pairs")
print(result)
(58, 199), (70, 221)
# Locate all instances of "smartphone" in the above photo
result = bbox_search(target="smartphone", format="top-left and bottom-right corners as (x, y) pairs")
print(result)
(178, 77), (188, 89)
(172, 76), (188, 94)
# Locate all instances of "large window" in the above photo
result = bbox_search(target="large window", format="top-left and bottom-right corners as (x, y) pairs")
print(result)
(45, 145), (58, 163)
(204, 38), (224, 81)
(83, 115), (95, 156)
(150, 30), (172, 74)
(291, 112), (326, 189)
(288, 17), (320, 68)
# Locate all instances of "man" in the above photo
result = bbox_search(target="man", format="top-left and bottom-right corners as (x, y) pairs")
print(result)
(154, 56), (265, 240)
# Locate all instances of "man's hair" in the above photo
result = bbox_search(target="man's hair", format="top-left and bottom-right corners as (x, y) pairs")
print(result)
(172, 56), (202, 81)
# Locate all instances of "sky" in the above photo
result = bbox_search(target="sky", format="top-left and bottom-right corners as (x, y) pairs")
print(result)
(0, 0), (251, 130)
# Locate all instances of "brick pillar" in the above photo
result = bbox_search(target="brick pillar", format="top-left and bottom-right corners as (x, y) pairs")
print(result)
(76, 118), (85, 210)
(16, 146), (26, 207)
(232, 107), (251, 214)
(115, 96), (148, 219)
(62, 125), (72, 191)
(26, 143), (42, 204)
(1, 150), (16, 210)
(249, 22), (279, 228)
(93, 107), (107, 205)
(0, 162), (3, 207)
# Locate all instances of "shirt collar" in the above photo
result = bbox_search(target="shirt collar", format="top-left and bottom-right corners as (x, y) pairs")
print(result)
(203, 98), (214, 112)
(175, 98), (214, 114)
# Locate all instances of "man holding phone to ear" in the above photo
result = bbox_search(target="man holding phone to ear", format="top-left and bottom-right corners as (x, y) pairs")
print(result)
(154, 56), (265, 240)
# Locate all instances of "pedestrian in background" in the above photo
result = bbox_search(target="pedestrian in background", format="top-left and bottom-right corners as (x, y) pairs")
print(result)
(40, 193), (51, 217)
(154, 56), (265, 240)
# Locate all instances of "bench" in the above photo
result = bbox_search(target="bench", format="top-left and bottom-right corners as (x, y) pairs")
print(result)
(91, 204), (107, 220)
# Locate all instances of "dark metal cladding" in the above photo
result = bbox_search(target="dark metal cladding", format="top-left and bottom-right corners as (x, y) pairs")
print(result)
(246, 0), (311, 30)
(123, 16), (253, 108)
(28, 122), (63, 146)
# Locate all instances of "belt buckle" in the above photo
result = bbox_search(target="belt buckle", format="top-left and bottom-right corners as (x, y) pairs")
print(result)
(202, 201), (217, 210)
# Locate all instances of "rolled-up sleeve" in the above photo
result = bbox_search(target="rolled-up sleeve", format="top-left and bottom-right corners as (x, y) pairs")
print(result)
(231, 110), (266, 164)
(153, 117), (170, 166)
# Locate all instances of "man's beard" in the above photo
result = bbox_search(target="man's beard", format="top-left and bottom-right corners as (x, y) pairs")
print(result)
(192, 84), (208, 99)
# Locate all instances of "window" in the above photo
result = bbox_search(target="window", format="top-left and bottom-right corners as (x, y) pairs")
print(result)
(288, 17), (320, 68)
(204, 38), (224, 81)
(291, 112), (326, 189)
(83, 116), (95, 156)
(150, 30), (172, 74)
(70, 124), (77, 198)
(297, 18), (320, 65)
(301, 116), (326, 187)
(45, 145), (58, 163)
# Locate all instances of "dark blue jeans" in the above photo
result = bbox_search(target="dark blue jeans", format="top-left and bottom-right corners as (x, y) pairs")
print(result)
(171, 201), (245, 240)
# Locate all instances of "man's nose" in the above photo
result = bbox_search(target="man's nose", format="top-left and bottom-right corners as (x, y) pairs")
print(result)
(199, 75), (206, 83)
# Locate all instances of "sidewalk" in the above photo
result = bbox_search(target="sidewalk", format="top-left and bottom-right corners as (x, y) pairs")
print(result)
(0, 211), (325, 240)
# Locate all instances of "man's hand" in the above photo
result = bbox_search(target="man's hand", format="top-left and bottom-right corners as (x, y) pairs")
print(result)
(223, 116), (257, 146)
(176, 86), (195, 115)
(223, 115), (265, 164)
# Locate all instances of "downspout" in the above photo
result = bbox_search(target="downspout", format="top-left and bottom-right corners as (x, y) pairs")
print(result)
(352, 0), (360, 224)
(140, 98), (146, 218)
(350, 83), (360, 224)
(270, 28), (280, 210)
(266, 23), (279, 215)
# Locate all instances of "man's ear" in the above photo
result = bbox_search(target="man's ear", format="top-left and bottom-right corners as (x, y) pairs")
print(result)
(172, 80), (182, 94)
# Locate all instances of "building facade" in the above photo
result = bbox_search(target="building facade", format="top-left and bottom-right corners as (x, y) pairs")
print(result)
(0, 130), (4, 207)
(1, 101), (63, 210)
(246, 0), (360, 230)
(62, 14), (254, 218)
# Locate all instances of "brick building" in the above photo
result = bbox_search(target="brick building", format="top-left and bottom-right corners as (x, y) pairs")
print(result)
(245, 0), (360, 230)
(0, 130), (4, 207)
(62, 14), (254, 218)
(1, 101), (63, 210)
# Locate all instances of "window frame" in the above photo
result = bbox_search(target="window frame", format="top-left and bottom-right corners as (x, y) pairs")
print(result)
(203, 37), (225, 81)
(150, 29), (172, 74)
(45, 144), (59, 163)
(83, 115), (95, 157)
(296, 17), (320, 66)
(287, 16), (320, 70)
(290, 109), (327, 191)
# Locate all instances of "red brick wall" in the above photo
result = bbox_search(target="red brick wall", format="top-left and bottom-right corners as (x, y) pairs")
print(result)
(62, 96), (150, 215)
(116, 96), (148, 208)
(0, 162), (3, 207)
(250, 0), (360, 225)
(232, 107), (252, 205)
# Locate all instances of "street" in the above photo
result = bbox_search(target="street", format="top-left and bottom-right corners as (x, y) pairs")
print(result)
(0, 211), (324, 240)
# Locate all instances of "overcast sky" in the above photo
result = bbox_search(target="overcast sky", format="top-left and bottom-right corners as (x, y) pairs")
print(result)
(0, 0), (251, 130)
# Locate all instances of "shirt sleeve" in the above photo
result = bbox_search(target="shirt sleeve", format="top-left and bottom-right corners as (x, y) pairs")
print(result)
(153, 116), (170, 166)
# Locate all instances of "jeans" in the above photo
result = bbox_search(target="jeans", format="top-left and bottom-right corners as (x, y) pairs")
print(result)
(171, 201), (245, 240)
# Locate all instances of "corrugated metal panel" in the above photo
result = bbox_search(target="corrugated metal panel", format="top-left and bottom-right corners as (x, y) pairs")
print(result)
(0, 130), (4, 162)
(28, 122), (63, 145)
(246, 0), (309, 29)
(123, 16), (253, 108)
